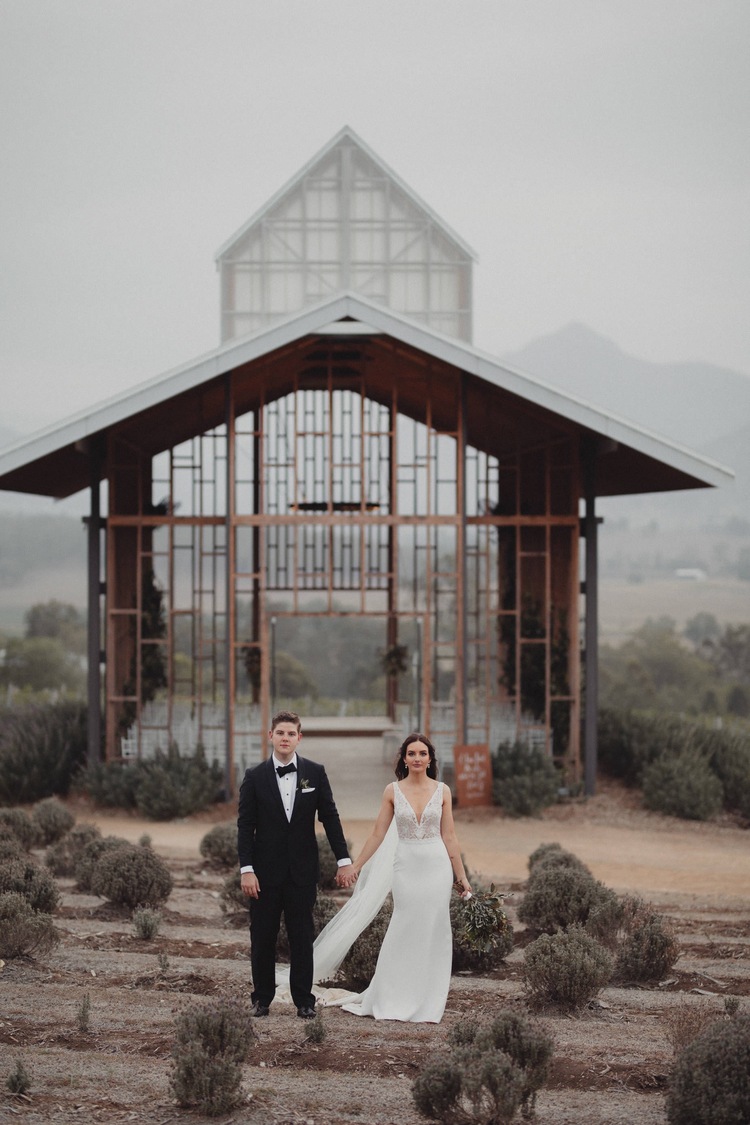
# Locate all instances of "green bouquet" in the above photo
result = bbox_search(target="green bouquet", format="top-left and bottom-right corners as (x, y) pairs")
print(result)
(456, 884), (513, 955)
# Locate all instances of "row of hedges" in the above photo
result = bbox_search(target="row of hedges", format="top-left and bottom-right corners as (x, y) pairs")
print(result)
(0, 702), (222, 818)
(491, 711), (750, 824)
(167, 992), (750, 1123)
(0, 701), (87, 805)
(3, 701), (748, 825)
(80, 745), (224, 820)
(598, 708), (750, 820)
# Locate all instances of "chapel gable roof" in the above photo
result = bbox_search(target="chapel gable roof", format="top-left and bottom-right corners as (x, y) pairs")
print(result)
(214, 126), (476, 344)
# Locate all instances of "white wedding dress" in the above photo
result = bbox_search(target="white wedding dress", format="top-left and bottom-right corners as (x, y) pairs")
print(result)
(312, 780), (454, 1023)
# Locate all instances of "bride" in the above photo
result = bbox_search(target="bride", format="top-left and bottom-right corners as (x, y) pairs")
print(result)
(311, 733), (472, 1023)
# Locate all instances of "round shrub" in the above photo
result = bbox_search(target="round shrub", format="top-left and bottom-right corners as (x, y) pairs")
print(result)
(667, 1013), (750, 1125)
(31, 798), (75, 846)
(46, 822), (102, 877)
(492, 741), (560, 817)
(412, 1045), (524, 1125)
(412, 1056), (463, 1123)
(134, 747), (223, 820)
(73, 834), (129, 892)
(79, 761), (141, 809)
(523, 925), (613, 1009)
(643, 753), (723, 821)
(0, 856), (60, 914)
(170, 997), (254, 1116)
(0, 833), (25, 863)
(615, 897), (680, 982)
(0, 891), (60, 959)
(528, 842), (589, 875)
(199, 824), (238, 868)
(447, 1012), (553, 1118)
(89, 842), (173, 909)
(518, 862), (622, 941)
(0, 808), (37, 850)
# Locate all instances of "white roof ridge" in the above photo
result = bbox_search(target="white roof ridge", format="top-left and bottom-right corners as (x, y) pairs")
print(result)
(0, 291), (734, 493)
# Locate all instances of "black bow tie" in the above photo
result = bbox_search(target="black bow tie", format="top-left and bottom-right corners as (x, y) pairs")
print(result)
(276, 762), (297, 777)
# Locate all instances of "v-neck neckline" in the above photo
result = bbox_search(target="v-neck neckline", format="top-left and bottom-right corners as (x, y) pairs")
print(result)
(396, 781), (440, 826)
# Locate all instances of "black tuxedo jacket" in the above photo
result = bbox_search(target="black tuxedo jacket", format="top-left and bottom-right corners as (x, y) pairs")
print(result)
(237, 755), (349, 888)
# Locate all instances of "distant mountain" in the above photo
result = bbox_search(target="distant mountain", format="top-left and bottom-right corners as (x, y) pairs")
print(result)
(502, 323), (750, 452)
(502, 323), (750, 526)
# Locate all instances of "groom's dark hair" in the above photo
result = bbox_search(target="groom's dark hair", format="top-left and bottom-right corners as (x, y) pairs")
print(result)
(270, 710), (302, 732)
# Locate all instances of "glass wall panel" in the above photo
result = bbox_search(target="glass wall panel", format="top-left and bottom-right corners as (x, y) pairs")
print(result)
(434, 434), (457, 515)
(397, 524), (428, 613)
(219, 135), (473, 343)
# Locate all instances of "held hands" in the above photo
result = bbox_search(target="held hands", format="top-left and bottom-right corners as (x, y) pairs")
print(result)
(336, 866), (358, 889)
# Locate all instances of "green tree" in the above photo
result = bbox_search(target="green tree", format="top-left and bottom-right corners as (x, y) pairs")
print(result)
(683, 612), (720, 648)
(274, 651), (319, 698)
(708, 624), (750, 685)
(0, 636), (84, 694)
(25, 600), (86, 655)
(599, 618), (719, 715)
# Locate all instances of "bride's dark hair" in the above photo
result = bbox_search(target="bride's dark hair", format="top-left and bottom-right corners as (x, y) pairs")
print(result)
(395, 733), (439, 780)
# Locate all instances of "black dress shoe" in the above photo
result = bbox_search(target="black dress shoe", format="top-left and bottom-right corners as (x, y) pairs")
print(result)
(296, 1006), (316, 1019)
(250, 1002), (270, 1017)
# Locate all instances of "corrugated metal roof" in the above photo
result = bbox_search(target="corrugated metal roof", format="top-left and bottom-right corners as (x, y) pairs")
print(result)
(0, 291), (733, 499)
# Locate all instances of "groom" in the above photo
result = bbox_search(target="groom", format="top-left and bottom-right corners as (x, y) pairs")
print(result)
(238, 710), (355, 1018)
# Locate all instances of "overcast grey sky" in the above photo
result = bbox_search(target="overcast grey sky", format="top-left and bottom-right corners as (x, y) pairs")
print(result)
(1, 0), (748, 435)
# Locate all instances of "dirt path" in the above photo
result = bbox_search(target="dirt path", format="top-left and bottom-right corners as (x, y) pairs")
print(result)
(81, 779), (750, 906)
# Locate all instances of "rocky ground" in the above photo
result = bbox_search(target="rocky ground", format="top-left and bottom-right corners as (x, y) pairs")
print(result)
(1, 783), (749, 1124)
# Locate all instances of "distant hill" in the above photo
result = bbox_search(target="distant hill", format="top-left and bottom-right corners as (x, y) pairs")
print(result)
(502, 323), (750, 452)
(502, 323), (750, 526)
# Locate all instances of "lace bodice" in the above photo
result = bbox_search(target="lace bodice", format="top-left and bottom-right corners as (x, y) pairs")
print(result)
(393, 782), (443, 841)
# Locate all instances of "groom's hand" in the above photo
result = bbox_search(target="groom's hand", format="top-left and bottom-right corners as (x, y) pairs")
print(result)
(241, 872), (260, 898)
(336, 867), (358, 889)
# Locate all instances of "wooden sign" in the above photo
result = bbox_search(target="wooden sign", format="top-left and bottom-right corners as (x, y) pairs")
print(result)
(453, 743), (493, 807)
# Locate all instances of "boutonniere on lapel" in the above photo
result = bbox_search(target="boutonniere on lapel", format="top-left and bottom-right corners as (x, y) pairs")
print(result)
(298, 777), (314, 792)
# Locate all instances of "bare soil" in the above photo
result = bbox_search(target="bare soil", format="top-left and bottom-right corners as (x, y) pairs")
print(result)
(2, 781), (749, 1125)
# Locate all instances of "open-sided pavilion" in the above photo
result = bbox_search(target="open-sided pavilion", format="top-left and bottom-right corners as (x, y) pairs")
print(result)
(0, 128), (731, 795)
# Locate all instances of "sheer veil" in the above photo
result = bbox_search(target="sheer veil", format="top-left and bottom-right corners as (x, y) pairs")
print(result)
(312, 818), (398, 983)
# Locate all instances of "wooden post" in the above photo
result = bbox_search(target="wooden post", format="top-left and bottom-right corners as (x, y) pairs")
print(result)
(86, 446), (103, 767)
(583, 444), (599, 797)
